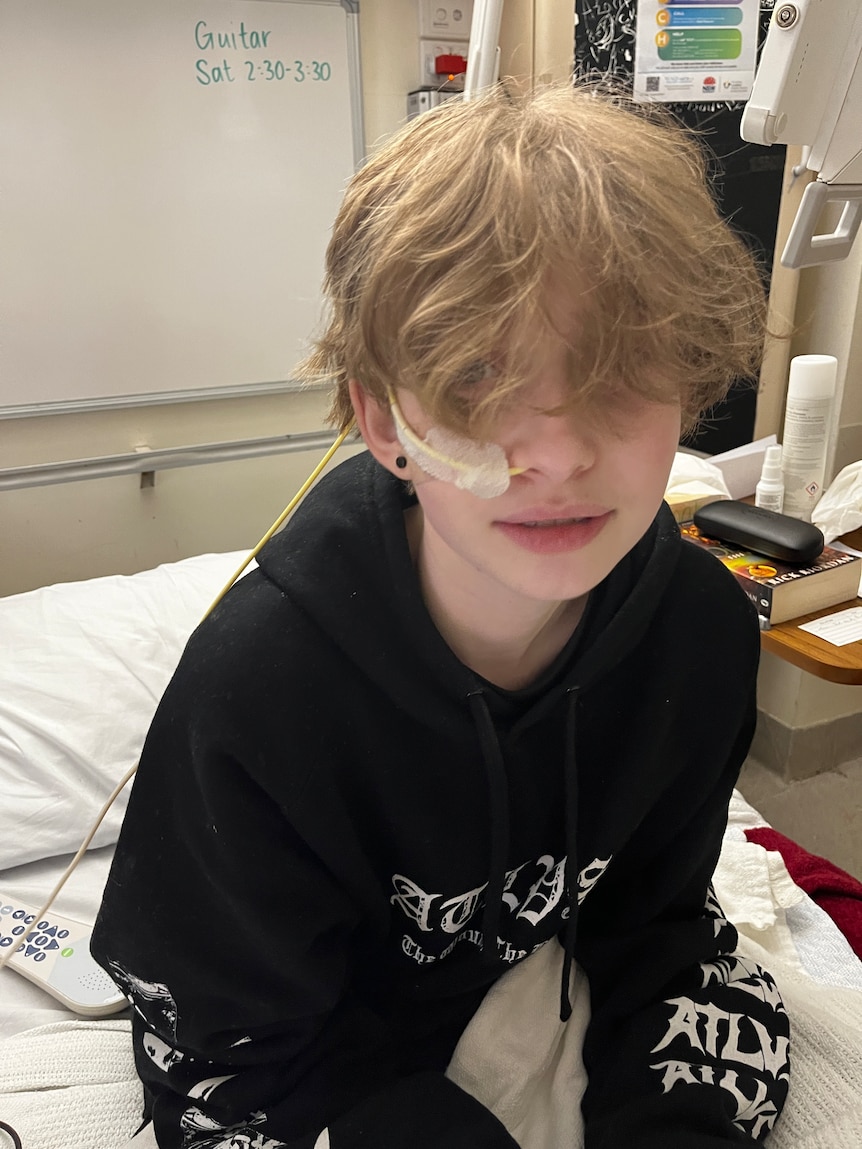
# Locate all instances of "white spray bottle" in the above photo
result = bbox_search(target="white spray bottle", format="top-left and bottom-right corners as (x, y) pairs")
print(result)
(780, 354), (837, 521)
(755, 444), (785, 513)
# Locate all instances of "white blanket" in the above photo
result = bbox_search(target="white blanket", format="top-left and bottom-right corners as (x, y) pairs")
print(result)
(1, 1020), (141, 1149)
(446, 794), (862, 1148)
(2, 794), (862, 1148)
(447, 821), (862, 1149)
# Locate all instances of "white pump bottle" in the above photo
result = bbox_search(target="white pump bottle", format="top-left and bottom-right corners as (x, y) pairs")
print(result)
(755, 445), (785, 513)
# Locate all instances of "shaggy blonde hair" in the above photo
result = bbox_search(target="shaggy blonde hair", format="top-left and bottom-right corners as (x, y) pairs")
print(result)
(300, 83), (767, 437)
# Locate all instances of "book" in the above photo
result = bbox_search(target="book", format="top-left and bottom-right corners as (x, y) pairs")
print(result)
(664, 490), (724, 525)
(680, 521), (862, 626)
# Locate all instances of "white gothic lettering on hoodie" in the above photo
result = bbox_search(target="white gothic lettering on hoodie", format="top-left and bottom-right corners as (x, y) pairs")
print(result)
(652, 1060), (782, 1140)
(649, 893), (790, 1142)
(701, 953), (786, 1012)
(391, 852), (612, 960)
(651, 998), (790, 1077)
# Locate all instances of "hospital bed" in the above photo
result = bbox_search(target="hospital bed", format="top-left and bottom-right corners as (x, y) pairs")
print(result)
(1, 549), (862, 1149)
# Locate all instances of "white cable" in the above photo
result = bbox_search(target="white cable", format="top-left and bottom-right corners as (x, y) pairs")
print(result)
(0, 763), (137, 973)
(0, 427), (352, 974)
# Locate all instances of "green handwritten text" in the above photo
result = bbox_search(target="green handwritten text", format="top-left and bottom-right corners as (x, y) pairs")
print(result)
(195, 20), (271, 50)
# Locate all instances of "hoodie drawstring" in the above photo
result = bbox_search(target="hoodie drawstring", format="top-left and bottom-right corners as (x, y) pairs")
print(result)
(468, 685), (583, 1023)
(559, 685), (581, 1022)
(467, 690), (510, 963)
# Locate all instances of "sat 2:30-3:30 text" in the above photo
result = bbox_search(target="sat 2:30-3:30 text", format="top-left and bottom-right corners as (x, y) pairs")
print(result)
(195, 59), (331, 84)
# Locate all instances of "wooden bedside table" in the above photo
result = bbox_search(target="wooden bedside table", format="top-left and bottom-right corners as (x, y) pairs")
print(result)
(759, 526), (862, 684)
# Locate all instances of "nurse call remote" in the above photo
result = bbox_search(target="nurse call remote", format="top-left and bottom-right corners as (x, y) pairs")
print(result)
(0, 893), (127, 1017)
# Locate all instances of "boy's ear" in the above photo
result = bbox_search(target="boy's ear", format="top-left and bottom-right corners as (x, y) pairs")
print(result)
(348, 379), (406, 477)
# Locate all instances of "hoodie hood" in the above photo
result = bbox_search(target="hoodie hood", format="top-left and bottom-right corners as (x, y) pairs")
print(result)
(256, 451), (682, 724)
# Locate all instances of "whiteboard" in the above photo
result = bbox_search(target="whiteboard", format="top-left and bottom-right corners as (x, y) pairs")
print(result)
(0, 0), (363, 415)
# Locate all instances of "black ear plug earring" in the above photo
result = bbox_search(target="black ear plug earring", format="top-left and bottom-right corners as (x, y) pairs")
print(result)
(395, 456), (407, 470)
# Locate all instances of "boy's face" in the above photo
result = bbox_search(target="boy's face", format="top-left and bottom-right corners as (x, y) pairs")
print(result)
(394, 327), (681, 615)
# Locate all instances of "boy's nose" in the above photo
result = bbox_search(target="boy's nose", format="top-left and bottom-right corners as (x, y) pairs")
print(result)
(508, 407), (598, 483)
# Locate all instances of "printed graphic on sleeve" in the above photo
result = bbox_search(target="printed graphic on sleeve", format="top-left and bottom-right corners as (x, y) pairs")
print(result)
(107, 958), (179, 1040)
(649, 888), (790, 1139)
(178, 1103), (285, 1149)
(143, 1030), (187, 1073)
(112, 960), (290, 1148)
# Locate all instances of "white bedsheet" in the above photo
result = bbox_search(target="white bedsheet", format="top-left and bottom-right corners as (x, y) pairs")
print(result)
(2, 793), (861, 1149)
(0, 844), (117, 1039)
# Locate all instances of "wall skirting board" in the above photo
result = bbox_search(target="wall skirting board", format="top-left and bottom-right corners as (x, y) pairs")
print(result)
(752, 707), (862, 782)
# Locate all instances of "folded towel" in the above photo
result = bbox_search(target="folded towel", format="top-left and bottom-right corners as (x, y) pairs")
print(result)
(745, 827), (862, 959)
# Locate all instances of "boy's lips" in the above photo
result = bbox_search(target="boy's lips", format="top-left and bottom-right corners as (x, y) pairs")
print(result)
(493, 508), (613, 554)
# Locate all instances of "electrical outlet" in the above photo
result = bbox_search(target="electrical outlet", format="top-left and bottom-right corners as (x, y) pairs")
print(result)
(418, 0), (472, 41)
(418, 39), (468, 88)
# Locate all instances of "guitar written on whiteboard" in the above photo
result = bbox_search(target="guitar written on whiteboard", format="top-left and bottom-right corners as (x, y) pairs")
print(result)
(193, 18), (333, 85)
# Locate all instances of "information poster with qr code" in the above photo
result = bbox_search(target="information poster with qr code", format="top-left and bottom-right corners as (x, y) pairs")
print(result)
(633, 0), (760, 103)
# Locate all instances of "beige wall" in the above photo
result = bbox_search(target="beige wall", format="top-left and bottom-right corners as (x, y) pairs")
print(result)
(0, 0), (576, 600)
(499, 0), (575, 88)
(758, 650), (861, 727)
(0, 389), (364, 595)
(358, 0), (415, 151)
(0, 0), (418, 599)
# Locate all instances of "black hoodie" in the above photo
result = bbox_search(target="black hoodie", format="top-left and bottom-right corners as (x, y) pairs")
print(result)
(93, 451), (790, 1148)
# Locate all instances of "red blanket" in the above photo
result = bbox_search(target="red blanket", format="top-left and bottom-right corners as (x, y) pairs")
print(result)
(745, 826), (862, 959)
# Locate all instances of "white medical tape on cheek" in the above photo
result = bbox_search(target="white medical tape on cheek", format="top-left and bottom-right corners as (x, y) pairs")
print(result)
(388, 392), (518, 499)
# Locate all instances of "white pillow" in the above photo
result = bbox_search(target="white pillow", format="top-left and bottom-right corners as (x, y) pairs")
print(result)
(0, 551), (252, 870)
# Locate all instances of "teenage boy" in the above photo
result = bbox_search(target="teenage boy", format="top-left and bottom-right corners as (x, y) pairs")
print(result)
(94, 85), (789, 1148)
